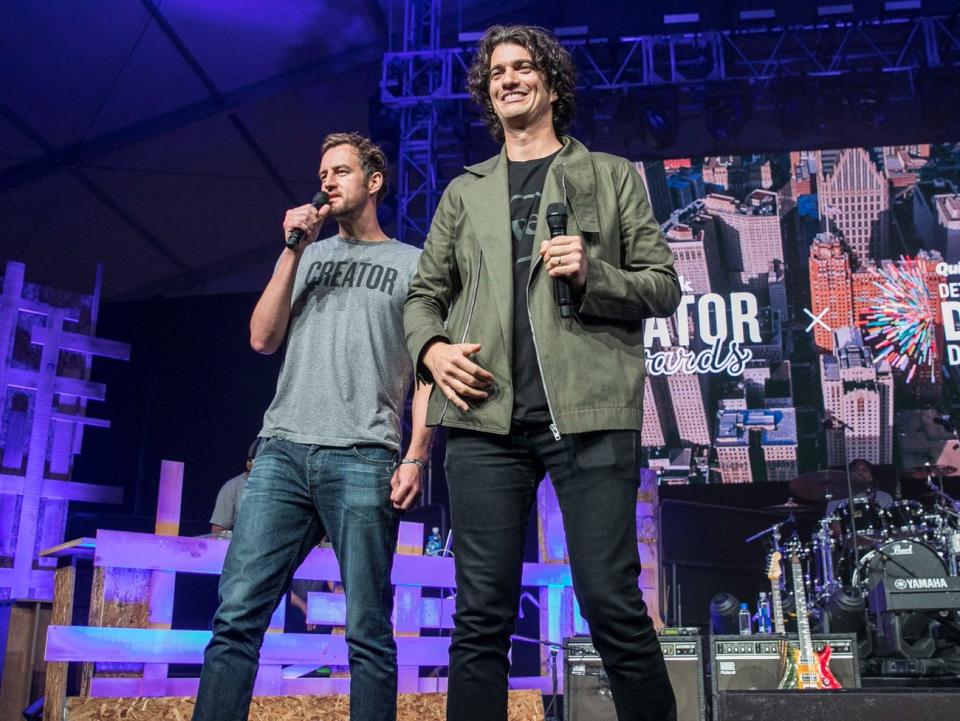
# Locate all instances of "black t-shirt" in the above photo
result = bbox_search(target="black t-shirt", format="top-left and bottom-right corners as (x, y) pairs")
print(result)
(508, 149), (561, 426)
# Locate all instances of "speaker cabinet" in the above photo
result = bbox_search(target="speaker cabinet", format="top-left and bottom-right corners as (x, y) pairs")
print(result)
(716, 689), (960, 721)
(710, 633), (860, 719)
(564, 633), (704, 721)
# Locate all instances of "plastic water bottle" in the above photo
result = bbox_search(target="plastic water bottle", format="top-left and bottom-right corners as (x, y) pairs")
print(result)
(757, 592), (772, 634)
(425, 527), (442, 557)
(738, 602), (752, 635)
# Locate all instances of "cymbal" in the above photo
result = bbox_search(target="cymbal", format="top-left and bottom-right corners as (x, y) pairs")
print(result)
(763, 498), (818, 514)
(901, 464), (958, 479)
(789, 470), (868, 502)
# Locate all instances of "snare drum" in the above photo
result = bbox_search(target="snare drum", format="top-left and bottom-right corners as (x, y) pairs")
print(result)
(884, 500), (929, 539)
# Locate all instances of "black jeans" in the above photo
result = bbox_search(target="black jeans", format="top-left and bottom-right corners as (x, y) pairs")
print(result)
(444, 426), (676, 721)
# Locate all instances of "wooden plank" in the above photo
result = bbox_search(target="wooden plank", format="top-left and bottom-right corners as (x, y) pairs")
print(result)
(30, 325), (130, 360)
(5, 368), (107, 401)
(0, 263), (26, 419)
(11, 309), (63, 599)
(40, 537), (96, 559)
(142, 461), (184, 693)
(396, 520), (424, 556)
(51, 412), (111, 429)
(0, 568), (55, 597)
(637, 469), (663, 627)
(79, 566), (104, 695)
(84, 567), (150, 690)
(0, 476), (122, 503)
(43, 558), (77, 721)
(0, 601), (51, 718)
(45, 627), (453, 667)
(84, 677), (553, 699)
(94, 530), (576, 588)
(306, 592), (455, 630)
(537, 475), (575, 676)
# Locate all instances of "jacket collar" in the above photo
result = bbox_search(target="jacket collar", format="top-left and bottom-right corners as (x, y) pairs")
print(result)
(464, 136), (600, 233)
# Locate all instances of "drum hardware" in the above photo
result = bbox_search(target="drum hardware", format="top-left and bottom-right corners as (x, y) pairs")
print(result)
(900, 463), (958, 480)
(922, 477), (960, 577)
(834, 497), (887, 550)
(809, 516), (837, 599)
(789, 470), (868, 503)
(756, 465), (960, 668)
(745, 515), (795, 546)
(763, 499), (818, 515)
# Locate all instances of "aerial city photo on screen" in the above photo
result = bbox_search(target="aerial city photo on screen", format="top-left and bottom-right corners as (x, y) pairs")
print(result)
(633, 143), (960, 485)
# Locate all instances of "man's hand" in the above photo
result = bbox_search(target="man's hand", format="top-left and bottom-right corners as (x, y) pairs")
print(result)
(390, 462), (422, 511)
(282, 202), (331, 251)
(422, 341), (494, 412)
(540, 235), (587, 289)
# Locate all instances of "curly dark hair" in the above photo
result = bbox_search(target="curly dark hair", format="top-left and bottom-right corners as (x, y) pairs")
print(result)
(467, 25), (576, 142)
(321, 131), (389, 203)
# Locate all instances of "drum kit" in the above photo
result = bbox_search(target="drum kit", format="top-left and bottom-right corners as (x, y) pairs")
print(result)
(749, 463), (960, 637)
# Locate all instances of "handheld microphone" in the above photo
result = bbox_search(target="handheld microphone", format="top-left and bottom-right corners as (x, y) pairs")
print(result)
(545, 202), (574, 319)
(285, 191), (330, 249)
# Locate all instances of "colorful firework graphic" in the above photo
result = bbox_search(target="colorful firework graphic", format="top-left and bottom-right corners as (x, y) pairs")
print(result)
(858, 258), (938, 384)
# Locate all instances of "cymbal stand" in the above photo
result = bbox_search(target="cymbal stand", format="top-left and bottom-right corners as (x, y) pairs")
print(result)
(926, 469), (960, 576)
(812, 515), (836, 598)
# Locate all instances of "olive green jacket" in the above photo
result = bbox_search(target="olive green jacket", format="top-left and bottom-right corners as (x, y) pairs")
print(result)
(403, 136), (681, 435)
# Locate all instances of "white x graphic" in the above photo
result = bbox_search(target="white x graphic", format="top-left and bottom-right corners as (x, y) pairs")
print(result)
(804, 307), (831, 333)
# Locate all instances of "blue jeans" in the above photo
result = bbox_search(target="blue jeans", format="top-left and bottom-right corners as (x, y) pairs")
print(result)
(192, 438), (400, 721)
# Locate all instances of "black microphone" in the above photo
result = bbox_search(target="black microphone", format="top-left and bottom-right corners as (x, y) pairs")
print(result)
(545, 202), (574, 319)
(285, 191), (330, 249)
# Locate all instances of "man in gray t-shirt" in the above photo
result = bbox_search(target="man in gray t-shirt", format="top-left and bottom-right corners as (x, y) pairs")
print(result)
(209, 439), (259, 534)
(209, 473), (245, 534)
(193, 133), (434, 721)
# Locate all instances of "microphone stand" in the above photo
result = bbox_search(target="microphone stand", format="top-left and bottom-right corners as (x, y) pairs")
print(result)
(512, 636), (562, 720)
(825, 415), (860, 562)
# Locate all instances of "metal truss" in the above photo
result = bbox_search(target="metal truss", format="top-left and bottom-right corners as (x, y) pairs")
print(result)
(388, 0), (442, 244)
(382, 13), (960, 242)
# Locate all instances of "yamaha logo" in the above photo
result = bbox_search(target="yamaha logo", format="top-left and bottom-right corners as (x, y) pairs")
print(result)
(892, 577), (948, 590)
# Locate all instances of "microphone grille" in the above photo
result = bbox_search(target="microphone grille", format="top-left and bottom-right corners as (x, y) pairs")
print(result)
(312, 191), (330, 207)
(546, 202), (567, 218)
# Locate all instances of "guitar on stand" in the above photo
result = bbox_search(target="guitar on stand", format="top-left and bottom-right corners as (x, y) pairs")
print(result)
(778, 552), (842, 690)
(766, 550), (786, 634)
(767, 551), (799, 688)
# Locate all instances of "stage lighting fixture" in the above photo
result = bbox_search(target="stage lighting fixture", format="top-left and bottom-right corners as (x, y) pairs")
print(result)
(775, 87), (810, 138)
(848, 85), (887, 127)
(706, 93), (750, 144)
(823, 585), (865, 634)
(639, 102), (678, 151)
(709, 592), (742, 635)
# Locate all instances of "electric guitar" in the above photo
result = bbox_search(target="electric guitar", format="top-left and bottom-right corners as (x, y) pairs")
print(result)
(777, 551), (841, 690)
(766, 551), (786, 635)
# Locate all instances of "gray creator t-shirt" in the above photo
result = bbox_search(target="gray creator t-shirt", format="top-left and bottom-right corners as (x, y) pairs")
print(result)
(259, 236), (421, 451)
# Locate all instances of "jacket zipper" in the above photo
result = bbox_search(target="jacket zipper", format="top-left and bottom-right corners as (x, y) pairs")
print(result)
(438, 250), (484, 426)
(528, 163), (568, 442)
(527, 285), (562, 441)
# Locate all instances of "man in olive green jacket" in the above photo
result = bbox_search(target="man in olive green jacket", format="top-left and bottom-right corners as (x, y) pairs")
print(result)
(404, 24), (680, 721)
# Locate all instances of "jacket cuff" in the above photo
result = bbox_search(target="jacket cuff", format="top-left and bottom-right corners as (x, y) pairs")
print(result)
(411, 332), (450, 385)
